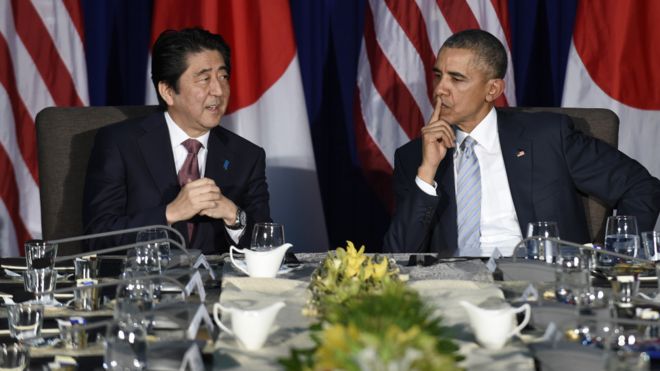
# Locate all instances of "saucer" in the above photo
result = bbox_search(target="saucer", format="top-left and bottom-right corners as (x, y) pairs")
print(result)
(230, 260), (296, 276)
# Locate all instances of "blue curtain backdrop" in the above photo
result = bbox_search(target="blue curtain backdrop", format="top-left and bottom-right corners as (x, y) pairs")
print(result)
(80, 0), (577, 251)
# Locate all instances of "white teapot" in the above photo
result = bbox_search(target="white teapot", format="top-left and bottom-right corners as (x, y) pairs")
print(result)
(213, 301), (285, 350)
(229, 243), (292, 278)
(460, 300), (531, 350)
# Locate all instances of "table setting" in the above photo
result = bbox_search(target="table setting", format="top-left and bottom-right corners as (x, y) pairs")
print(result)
(1, 216), (659, 370)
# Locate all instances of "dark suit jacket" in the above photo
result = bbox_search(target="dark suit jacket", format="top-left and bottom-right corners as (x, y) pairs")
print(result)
(82, 112), (271, 253)
(384, 109), (660, 256)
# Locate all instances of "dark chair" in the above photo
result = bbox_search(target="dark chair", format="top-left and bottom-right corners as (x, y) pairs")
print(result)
(500, 107), (619, 243)
(35, 106), (160, 255)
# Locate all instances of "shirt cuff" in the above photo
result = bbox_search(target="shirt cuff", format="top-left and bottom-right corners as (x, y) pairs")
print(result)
(415, 176), (438, 196)
(225, 225), (245, 244)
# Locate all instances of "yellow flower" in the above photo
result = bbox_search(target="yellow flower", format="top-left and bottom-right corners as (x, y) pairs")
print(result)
(371, 257), (389, 280)
(314, 324), (360, 369)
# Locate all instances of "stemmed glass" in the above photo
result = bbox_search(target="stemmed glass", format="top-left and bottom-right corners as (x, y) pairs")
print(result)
(601, 215), (641, 266)
(525, 221), (560, 262)
(250, 223), (285, 251)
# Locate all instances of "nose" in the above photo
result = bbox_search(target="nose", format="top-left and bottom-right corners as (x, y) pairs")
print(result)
(210, 76), (225, 97)
(434, 75), (449, 97)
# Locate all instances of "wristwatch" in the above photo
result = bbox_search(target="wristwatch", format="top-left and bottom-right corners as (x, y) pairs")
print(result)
(226, 208), (246, 230)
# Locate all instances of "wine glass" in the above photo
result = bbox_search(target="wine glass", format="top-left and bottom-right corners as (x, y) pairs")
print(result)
(525, 221), (560, 262)
(250, 223), (285, 251)
(602, 215), (640, 266)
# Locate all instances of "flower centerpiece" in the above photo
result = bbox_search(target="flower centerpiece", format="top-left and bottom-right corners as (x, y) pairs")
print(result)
(281, 242), (462, 370)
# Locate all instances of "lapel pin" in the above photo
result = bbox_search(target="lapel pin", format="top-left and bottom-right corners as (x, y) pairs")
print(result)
(516, 150), (526, 158)
(223, 159), (230, 170)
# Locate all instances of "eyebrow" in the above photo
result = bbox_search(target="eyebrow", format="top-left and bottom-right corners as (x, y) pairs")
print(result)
(193, 65), (228, 77)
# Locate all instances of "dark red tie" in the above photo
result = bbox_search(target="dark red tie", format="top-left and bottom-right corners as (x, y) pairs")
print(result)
(178, 139), (203, 240)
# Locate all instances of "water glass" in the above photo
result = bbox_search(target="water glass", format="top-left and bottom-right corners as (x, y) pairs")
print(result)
(641, 231), (660, 261)
(58, 318), (88, 350)
(610, 274), (640, 307)
(250, 223), (285, 251)
(525, 221), (560, 262)
(73, 279), (101, 311)
(7, 303), (44, 344)
(604, 327), (651, 371)
(136, 228), (171, 268)
(115, 277), (156, 330)
(74, 257), (98, 280)
(0, 343), (30, 370)
(104, 319), (148, 371)
(601, 215), (641, 266)
(24, 240), (58, 270)
(555, 254), (590, 304)
(23, 267), (56, 304)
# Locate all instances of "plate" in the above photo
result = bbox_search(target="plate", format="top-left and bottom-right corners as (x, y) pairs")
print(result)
(230, 260), (298, 276)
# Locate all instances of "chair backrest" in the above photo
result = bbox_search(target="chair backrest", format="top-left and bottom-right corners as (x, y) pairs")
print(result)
(35, 106), (160, 255)
(499, 107), (619, 242)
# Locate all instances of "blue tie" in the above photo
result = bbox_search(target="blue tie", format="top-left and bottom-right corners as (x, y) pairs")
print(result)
(456, 136), (481, 256)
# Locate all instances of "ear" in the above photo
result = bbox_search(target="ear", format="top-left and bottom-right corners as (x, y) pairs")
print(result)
(158, 81), (175, 107)
(485, 79), (504, 103)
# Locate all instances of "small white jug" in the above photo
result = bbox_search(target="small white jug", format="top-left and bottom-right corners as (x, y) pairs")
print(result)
(213, 301), (285, 350)
(230, 243), (292, 278)
(460, 300), (531, 350)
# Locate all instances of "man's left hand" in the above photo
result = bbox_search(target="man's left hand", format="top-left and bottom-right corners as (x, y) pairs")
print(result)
(199, 188), (238, 226)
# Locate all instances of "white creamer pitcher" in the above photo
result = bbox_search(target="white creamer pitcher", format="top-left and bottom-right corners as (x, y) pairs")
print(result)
(460, 300), (531, 350)
(213, 301), (285, 350)
(229, 243), (292, 278)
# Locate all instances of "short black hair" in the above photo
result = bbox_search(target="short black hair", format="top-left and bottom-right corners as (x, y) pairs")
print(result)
(151, 28), (231, 109)
(441, 29), (507, 79)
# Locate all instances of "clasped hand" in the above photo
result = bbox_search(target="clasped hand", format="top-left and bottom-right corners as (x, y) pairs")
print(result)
(165, 177), (237, 225)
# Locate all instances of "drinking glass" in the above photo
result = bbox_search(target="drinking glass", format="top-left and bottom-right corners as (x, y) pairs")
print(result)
(525, 221), (560, 262)
(115, 276), (156, 330)
(250, 223), (285, 251)
(23, 267), (56, 304)
(136, 228), (170, 268)
(126, 245), (162, 275)
(104, 318), (148, 371)
(24, 240), (58, 270)
(555, 254), (590, 305)
(7, 303), (44, 344)
(602, 215), (641, 266)
(0, 343), (30, 370)
(604, 327), (651, 371)
(74, 257), (99, 280)
(641, 231), (660, 261)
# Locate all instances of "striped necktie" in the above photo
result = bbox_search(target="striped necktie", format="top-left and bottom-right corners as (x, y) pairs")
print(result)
(456, 136), (481, 256)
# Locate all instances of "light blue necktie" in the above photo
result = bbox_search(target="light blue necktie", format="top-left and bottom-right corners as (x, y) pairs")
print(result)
(456, 136), (481, 256)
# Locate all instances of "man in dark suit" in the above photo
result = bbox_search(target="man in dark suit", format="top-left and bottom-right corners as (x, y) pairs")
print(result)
(83, 28), (271, 253)
(384, 29), (660, 257)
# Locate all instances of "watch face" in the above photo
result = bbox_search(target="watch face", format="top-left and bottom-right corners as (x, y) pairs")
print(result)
(238, 210), (247, 227)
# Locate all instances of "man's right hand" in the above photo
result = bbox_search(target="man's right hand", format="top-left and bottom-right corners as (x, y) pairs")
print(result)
(418, 98), (455, 184)
(165, 178), (221, 224)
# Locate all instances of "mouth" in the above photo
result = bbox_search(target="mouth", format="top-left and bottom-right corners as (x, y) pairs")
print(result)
(205, 103), (221, 113)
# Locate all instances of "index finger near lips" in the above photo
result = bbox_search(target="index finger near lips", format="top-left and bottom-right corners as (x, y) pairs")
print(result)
(428, 97), (443, 125)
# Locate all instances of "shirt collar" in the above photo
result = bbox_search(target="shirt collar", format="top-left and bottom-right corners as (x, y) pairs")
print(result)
(454, 107), (498, 153)
(164, 112), (210, 150)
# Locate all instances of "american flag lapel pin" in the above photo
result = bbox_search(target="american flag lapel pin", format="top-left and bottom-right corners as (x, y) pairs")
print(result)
(516, 149), (526, 158)
(223, 159), (230, 170)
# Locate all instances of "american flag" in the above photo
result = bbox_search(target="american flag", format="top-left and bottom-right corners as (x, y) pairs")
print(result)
(353, 0), (516, 209)
(0, 0), (88, 256)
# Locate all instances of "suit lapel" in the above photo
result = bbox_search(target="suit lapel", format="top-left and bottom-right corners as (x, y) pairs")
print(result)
(205, 127), (235, 189)
(137, 113), (178, 197)
(436, 148), (458, 255)
(497, 110), (533, 234)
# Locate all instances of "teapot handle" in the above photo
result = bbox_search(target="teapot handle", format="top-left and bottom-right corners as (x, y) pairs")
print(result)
(510, 303), (531, 336)
(213, 303), (234, 336)
(229, 245), (249, 276)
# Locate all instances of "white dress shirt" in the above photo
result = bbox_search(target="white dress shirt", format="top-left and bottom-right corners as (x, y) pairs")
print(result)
(415, 108), (522, 256)
(165, 112), (244, 243)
